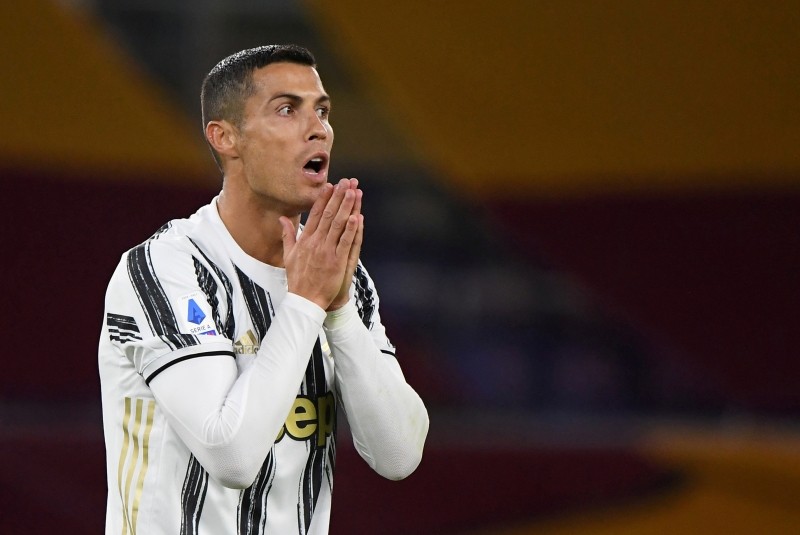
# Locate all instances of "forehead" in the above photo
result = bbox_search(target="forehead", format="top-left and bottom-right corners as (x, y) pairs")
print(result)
(250, 62), (327, 99)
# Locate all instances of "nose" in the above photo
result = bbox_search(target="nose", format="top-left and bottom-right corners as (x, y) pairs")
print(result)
(307, 112), (329, 142)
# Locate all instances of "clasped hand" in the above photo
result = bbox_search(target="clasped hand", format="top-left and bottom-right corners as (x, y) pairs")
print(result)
(279, 178), (363, 311)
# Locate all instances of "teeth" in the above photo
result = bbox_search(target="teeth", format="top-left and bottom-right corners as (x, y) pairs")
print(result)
(305, 157), (324, 174)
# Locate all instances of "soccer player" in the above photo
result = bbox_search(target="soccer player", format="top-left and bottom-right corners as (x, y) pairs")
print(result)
(98, 44), (429, 534)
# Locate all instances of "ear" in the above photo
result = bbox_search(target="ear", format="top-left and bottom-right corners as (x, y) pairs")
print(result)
(205, 120), (239, 160)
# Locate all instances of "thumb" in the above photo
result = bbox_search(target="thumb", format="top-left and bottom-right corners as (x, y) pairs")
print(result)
(279, 216), (297, 253)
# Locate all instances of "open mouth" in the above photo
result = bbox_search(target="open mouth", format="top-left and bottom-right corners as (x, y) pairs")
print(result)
(303, 156), (327, 174)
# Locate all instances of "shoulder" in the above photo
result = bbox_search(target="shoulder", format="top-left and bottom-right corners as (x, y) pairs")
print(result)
(116, 204), (225, 288)
(126, 202), (219, 265)
(123, 223), (195, 274)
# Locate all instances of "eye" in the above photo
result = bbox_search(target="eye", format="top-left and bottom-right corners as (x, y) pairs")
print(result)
(316, 106), (330, 119)
(277, 104), (293, 116)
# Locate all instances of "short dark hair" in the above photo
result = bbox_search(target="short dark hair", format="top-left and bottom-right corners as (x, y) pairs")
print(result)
(200, 44), (317, 169)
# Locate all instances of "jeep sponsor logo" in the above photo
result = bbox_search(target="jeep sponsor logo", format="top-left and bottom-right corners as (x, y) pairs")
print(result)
(276, 392), (335, 447)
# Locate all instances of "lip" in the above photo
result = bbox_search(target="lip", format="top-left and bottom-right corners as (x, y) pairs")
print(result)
(301, 150), (330, 183)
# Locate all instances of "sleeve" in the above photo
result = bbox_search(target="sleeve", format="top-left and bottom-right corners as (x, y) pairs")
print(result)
(324, 263), (429, 480)
(107, 238), (325, 488)
(112, 238), (235, 383)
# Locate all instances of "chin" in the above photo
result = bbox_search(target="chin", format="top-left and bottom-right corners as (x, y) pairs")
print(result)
(307, 184), (328, 203)
(292, 197), (317, 216)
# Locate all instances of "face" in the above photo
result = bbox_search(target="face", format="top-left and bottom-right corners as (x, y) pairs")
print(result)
(233, 62), (333, 214)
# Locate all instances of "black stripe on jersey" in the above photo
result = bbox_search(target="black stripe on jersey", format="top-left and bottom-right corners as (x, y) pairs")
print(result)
(107, 313), (140, 333)
(107, 313), (142, 343)
(153, 221), (172, 238)
(180, 455), (209, 535)
(232, 267), (281, 533)
(325, 422), (337, 491)
(353, 264), (375, 330)
(304, 340), (327, 397)
(128, 242), (197, 351)
(235, 266), (275, 341)
(144, 350), (236, 385)
(380, 348), (396, 357)
(238, 447), (276, 535)
(189, 237), (235, 340)
(298, 340), (333, 534)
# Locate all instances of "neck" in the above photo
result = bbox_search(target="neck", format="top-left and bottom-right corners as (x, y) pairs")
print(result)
(216, 186), (299, 268)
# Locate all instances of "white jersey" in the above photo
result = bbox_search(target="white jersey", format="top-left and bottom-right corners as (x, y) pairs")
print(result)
(99, 196), (396, 535)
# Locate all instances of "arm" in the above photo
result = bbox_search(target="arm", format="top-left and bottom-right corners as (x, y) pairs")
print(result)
(315, 179), (428, 478)
(149, 294), (324, 488)
(325, 298), (429, 481)
(142, 180), (359, 488)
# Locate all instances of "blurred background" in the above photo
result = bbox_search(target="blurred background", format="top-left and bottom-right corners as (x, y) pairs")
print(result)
(2, 0), (800, 533)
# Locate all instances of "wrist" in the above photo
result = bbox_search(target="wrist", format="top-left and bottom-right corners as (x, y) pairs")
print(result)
(323, 299), (358, 331)
(284, 292), (327, 321)
(326, 289), (353, 312)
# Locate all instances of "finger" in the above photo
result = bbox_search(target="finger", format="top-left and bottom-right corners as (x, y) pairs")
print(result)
(335, 214), (360, 261)
(302, 182), (334, 235)
(315, 179), (350, 236)
(326, 188), (357, 247)
(347, 179), (360, 214)
(347, 214), (364, 269)
(340, 178), (360, 216)
(352, 187), (362, 217)
(329, 215), (363, 311)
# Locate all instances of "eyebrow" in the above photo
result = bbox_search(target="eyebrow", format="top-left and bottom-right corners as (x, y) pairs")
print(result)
(268, 93), (331, 106)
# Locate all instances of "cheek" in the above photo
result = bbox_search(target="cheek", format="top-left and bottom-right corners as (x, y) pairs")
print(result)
(247, 141), (282, 169)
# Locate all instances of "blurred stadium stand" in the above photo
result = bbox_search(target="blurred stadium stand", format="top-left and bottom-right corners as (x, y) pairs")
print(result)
(2, 0), (800, 533)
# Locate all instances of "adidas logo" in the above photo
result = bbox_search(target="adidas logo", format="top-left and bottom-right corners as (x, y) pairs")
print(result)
(233, 329), (259, 355)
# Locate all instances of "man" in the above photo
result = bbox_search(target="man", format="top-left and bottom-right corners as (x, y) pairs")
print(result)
(99, 44), (429, 535)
